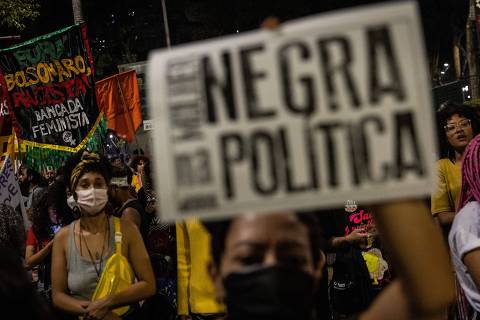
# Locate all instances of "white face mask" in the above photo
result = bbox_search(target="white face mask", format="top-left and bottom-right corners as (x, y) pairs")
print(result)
(75, 188), (108, 215)
(67, 195), (77, 210)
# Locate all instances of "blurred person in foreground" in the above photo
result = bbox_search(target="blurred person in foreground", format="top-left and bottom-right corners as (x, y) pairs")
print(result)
(205, 203), (454, 320)
(51, 151), (155, 319)
(449, 134), (480, 317)
(46, 166), (57, 185)
(196, 16), (455, 320)
(0, 245), (50, 320)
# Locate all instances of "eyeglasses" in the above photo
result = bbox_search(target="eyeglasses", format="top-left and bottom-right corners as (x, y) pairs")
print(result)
(444, 119), (471, 133)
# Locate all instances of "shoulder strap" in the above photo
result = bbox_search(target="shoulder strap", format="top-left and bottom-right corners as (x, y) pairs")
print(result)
(114, 217), (122, 254)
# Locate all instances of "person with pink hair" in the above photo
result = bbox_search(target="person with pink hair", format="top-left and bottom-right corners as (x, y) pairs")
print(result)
(449, 133), (480, 315)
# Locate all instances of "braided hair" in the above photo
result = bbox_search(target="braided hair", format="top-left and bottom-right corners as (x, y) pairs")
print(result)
(458, 134), (480, 211)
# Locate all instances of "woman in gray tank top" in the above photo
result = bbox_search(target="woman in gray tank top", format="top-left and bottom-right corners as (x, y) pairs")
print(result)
(51, 152), (155, 319)
(67, 217), (116, 301)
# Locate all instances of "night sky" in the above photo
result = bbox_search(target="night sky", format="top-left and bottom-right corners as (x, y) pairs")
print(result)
(0, 0), (468, 80)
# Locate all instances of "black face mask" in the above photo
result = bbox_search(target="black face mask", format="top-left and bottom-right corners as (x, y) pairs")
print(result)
(223, 265), (316, 320)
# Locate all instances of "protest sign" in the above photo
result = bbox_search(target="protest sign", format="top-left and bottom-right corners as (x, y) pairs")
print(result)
(0, 81), (14, 168)
(148, 2), (437, 221)
(0, 24), (101, 152)
(0, 156), (28, 229)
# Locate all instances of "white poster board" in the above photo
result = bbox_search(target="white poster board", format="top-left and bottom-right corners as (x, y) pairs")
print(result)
(0, 156), (29, 229)
(148, 2), (436, 221)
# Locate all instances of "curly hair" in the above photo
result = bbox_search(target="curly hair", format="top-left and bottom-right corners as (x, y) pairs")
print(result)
(130, 155), (149, 174)
(32, 181), (73, 243)
(436, 102), (480, 160)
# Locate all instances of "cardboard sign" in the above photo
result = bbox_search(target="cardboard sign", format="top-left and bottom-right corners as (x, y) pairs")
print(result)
(0, 24), (101, 152)
(0, 157), (29, 229)
(148, 2), (436, 221)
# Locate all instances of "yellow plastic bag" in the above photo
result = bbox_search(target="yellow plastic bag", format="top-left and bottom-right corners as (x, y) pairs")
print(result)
(91, 217), (134, 316)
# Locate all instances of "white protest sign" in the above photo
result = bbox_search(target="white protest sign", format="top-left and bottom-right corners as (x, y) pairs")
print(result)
(148, 2), (436, 221)
(0, 156), (29, 229)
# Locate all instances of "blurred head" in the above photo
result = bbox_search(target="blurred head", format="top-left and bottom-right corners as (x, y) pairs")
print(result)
(437, 102), (480, 158)
(205, 212), (325, 320)
(131, 155), (148, 174)
(33, 181), (73, 242)
(109, 166), (133, 208)
(18, 166), (46, 193)
(46, 167), (56, 184)
(64, 151), (111, 217)
(112, 157), (122, 168)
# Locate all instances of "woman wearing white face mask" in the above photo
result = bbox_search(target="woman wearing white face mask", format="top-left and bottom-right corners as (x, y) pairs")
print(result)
(51, 151), (155, 320)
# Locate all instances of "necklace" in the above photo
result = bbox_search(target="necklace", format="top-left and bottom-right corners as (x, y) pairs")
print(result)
(79, 215), (110, 279)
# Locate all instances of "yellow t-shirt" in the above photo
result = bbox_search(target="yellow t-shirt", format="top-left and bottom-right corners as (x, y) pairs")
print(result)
(176, 220), (225, 315)
(431, 158), (462, 216)
(131, 174), (142, 193)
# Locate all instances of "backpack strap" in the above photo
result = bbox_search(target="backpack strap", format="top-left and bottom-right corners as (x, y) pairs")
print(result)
(114, 217), (122, 254)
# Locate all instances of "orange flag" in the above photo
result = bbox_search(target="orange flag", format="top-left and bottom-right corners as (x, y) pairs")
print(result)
(96, 70), (142, 142)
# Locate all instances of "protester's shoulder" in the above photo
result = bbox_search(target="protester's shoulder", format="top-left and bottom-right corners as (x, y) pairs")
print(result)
(436, 158), (456, 171)
(54, 223), (72, 244)
(33, 186), (46, 196)
(456, 201), (480, 219)
(119, 217), (139, 236)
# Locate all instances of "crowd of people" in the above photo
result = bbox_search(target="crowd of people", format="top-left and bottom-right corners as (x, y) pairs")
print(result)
(2, 101), (480, 319)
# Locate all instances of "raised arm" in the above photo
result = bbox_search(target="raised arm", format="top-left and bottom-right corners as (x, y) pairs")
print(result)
(361, 200), (455, 319)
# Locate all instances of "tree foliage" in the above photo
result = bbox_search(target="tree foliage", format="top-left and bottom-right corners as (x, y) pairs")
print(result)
(0, 0), (40, 30)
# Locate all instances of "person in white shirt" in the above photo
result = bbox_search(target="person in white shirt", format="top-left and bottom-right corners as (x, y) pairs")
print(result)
(450, 133), (480, 313)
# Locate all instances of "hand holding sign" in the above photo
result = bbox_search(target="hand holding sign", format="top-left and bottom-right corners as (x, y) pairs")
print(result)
(148, 1), (436, 221)
(346, 227), (369, 244)
(148, 2), (454, 318)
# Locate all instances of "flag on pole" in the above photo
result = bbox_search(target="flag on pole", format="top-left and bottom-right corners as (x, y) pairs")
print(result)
(0, 24), (102, 152)
(96, 70), (142, 142)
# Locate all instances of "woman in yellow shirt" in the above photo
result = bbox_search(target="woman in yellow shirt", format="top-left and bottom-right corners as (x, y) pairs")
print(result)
(130, 156), (148, 193)
(431, 102), (480, 320)
(432, 102), (479, 227)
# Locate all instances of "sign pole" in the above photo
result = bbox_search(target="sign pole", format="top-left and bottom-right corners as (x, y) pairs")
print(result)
(161, 0), (172, 48)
